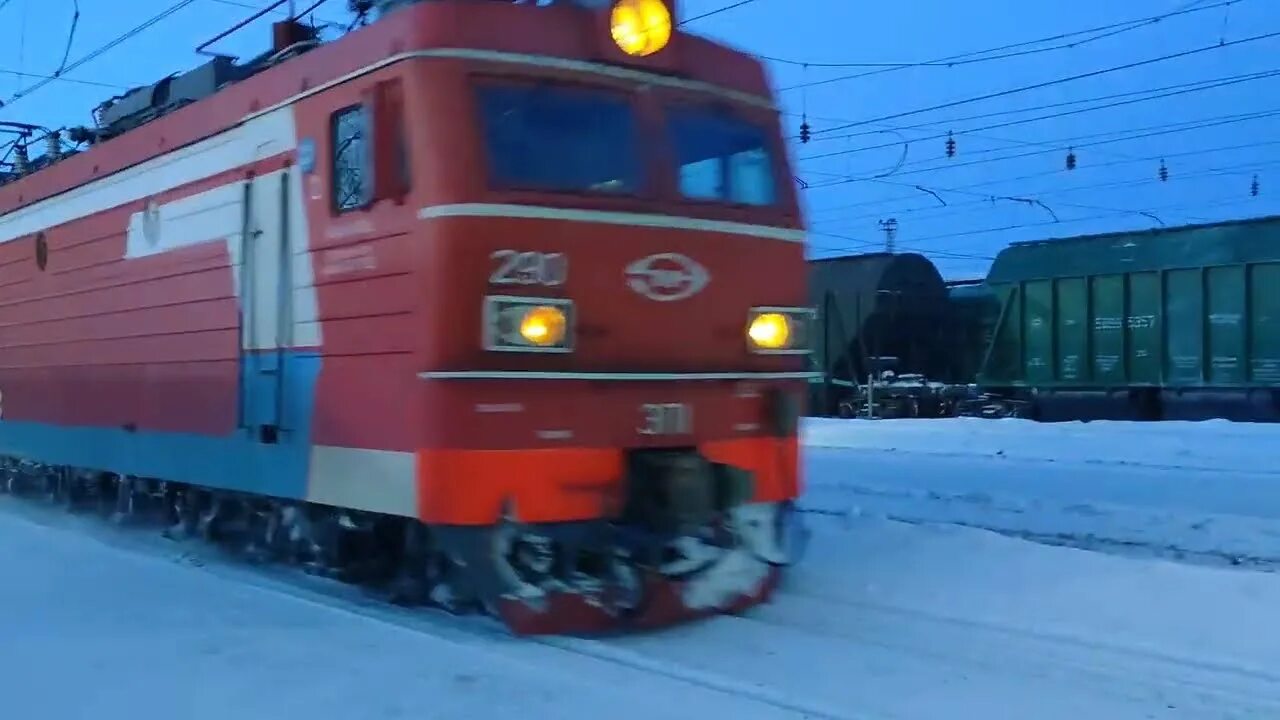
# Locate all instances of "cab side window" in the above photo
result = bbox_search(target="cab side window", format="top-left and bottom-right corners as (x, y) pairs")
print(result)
(331, 104), (371, 212)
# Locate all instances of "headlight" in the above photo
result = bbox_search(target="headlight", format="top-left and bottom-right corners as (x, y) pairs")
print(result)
(746, 307), (813, 354)
(518, 306), (567, 346)
(610, 0), (672, 57)
(484, 296), (574, 353)
(749, 313), (791, 349)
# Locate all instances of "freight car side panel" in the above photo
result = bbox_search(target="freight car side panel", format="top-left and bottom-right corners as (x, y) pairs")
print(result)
(980, 216), (1280, 402)
(986, 285), (1021, 382)
(1128, 272), (1160, 385)
(1056, 278), (1087, 382)
(1091, 274), (1125, 384)
(1207, 265), (1246, 384)
(1164, 269), (1203, 383)
(1023, 280), (1053, 384)
(1250, 263), (1280, 382)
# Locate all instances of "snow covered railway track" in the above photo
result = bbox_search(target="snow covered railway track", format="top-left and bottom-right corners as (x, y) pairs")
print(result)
(11, 491), (1280, 719)
(801, 450), (1280, 576)
(849, 509), (1280, 574)
(536, 636), (875, 720)
(744, 588), (1280, 718)
(588, 600), (1280, 719)
(0, 497), (879, 720)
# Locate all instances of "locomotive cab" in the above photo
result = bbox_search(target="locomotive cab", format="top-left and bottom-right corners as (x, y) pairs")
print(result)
(299, 0), (813, 632)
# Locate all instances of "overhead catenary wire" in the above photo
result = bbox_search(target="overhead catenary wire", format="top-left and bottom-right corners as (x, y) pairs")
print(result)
(802, 146), (1280, 256)
(762, 0), (1246, 71)
(812, 192), (1277, 258)
(793, 68), (1280, 146)
(814, 160), (1280, 234)
(205, 0), (346, 30)
(809, 28), (1280, 138)
(805, 197), (1270, 262)
(0, 0), (343, 104)
(888, 122), (1271, 179)
(809, 142), (1280, 222)
(810, 104), (1280, 183)
(803, 160), (1280, 259)
(0, 68), (128, 89)
(54, 0), (81, 81)
(797, 70), (1280, 169)
(11, 0), (25, 97)
(849, 175), (1198, 227)
(806, 167), (1280, 259)
(790, 73), (1280, 203)
(679, 0), (761, 25)
(4, 0), (200, 107)
(779, 0), (1249, 91)
(805, 229), (997, 262)
(804, 107), (1280, 189)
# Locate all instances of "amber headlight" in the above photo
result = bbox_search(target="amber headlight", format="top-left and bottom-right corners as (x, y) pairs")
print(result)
(484, 296), (574, 353)
(746, 307), (813, 354)
(610, 0), (672, 57)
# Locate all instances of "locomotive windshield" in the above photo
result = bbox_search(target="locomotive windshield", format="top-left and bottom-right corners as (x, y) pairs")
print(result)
(475, 80), (781, 206)
(667, 107), (777, 206)
(477, 83), (641, 194)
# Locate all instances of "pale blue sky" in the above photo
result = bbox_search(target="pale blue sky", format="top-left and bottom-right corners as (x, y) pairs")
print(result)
(2, 0), (1277, 278)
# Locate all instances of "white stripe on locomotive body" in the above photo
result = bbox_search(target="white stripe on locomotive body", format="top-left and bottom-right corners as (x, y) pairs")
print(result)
(306, 446), (419, 517)
(0, 106), (321, 351)
(0, 108), (297, 245)
(124, 167), (322, 351)
(417, 203), (806, 242)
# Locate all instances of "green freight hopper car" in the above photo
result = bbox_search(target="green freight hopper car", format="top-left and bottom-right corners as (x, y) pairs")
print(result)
(976, 215), (1280, 421)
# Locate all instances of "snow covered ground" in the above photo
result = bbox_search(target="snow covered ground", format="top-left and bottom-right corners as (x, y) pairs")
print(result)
(805, 417), (1280, 569)
(5, 417), (1280, 718)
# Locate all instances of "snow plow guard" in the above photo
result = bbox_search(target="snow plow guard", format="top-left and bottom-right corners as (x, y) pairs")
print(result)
(496, 564), (783, 637)
(432, 490), (806, 637)
(492, 500), (805, 636)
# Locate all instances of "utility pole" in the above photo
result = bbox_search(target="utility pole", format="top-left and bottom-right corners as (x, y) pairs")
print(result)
(878, 218), (898, 253)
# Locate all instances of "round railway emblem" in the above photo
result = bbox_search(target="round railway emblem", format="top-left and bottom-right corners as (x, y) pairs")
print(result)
(624, 252), (709, 302)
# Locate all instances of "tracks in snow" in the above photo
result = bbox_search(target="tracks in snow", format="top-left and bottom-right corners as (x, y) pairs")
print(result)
(0, 497), (876, 720)
(590, 583), (1280, 719)
(803, 447), (1280, 574)
(9, 494), (1280, 719)
(758, 586), (1280, 718)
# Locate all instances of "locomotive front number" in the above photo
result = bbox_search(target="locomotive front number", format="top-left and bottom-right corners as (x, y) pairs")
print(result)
(638, 403), (692, 436)
(490, 250), (567, 286)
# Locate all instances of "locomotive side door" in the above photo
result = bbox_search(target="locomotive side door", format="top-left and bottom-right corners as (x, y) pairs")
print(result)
(239, 139), (293, 443)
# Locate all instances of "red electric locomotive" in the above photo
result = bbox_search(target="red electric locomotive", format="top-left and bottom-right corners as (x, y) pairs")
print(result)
(0, 0), (812, 635)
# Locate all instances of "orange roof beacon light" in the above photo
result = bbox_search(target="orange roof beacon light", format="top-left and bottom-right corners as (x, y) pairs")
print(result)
(610, 0), (673, 57)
